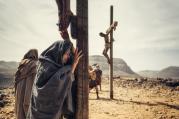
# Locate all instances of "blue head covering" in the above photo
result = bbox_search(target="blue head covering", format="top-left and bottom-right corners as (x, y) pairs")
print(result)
(39, 40), (74, 67)
(36, 40), (74, 88)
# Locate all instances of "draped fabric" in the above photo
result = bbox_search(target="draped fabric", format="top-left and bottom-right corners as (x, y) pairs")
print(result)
(29, 40), (75, 119)
(15, 49), (38, 119)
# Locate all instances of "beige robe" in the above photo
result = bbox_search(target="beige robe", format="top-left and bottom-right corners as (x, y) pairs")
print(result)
(15, 59), (37, 119)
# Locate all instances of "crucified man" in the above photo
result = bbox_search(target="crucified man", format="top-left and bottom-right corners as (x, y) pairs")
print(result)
(55, 0), (73, 40)
(99, 32), (110, 64)
(99, 21), (118, 64)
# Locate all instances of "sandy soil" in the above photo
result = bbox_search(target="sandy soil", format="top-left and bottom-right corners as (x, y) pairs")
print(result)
(89, 78), (179, 119)
(0, 78), (179, 119)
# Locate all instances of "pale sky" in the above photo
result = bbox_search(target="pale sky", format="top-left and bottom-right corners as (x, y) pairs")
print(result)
(0, 0), (179, 71)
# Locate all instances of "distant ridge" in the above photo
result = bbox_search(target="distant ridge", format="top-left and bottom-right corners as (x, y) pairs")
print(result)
(138, 66), (179, 79)
(1, 58), (179, 88)
(0, 61), (19, 88)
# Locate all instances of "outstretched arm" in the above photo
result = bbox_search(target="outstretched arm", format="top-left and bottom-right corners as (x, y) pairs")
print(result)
(99, 32), (109, 43)
(106, 21), (118, 35)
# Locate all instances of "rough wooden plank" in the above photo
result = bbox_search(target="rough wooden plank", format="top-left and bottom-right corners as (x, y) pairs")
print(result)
(76, 0), (89, 119)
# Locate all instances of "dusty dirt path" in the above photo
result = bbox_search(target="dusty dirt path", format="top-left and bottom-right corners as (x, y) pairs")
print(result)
(89, 79), (179, 119)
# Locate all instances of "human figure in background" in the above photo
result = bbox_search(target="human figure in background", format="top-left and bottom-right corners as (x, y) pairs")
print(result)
(93, 64), (103, 91)
(15, 49), (38, 119)
(89, 65), (99, 99)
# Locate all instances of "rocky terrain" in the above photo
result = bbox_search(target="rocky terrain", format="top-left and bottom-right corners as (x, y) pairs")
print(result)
(0, 77), (179, 119)
(0, 88), (15, 119)
(89, 78), (179, 119)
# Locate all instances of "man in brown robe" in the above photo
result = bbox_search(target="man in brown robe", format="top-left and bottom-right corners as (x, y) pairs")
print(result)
(15, 49), (38, 119)
(88, 65), (100, 99)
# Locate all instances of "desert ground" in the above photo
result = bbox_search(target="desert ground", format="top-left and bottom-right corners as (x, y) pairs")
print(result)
(0, 78), (179, 119)
(89, 78), (179, 119)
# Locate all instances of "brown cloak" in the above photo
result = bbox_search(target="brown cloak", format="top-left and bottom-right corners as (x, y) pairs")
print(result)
(15, 49), (38, 119)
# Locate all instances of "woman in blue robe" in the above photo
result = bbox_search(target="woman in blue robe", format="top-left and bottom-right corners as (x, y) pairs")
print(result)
(28, 40), (82, 119)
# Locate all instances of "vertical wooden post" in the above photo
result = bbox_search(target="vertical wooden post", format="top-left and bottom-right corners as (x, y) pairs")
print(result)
(76, 0), (89, 119)
(109, 5), (114, 99)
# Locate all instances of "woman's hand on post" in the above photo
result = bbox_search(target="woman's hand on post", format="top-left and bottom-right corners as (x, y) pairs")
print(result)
(72, 48), (83, 73)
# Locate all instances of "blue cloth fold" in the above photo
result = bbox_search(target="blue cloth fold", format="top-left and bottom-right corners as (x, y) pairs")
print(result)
(28, 40), (75, 119)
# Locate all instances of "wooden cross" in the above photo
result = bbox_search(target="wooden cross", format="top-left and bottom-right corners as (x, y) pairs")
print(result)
(55, 0), (89, 119)
(99, 6), (118, 99)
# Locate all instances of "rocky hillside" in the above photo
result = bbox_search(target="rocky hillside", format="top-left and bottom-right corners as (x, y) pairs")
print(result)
(137, 70), (158, 78)
(138, 66), (179, 79)
(89, 55), (139, 77)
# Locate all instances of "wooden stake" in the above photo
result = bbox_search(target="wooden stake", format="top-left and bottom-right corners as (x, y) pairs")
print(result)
(109, 5), (114, 99)
(76, 0), (89, 119)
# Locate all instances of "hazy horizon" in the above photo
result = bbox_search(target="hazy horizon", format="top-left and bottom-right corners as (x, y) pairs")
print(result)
(0, 54), (178, 72)
(0, 0), (179, 71)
